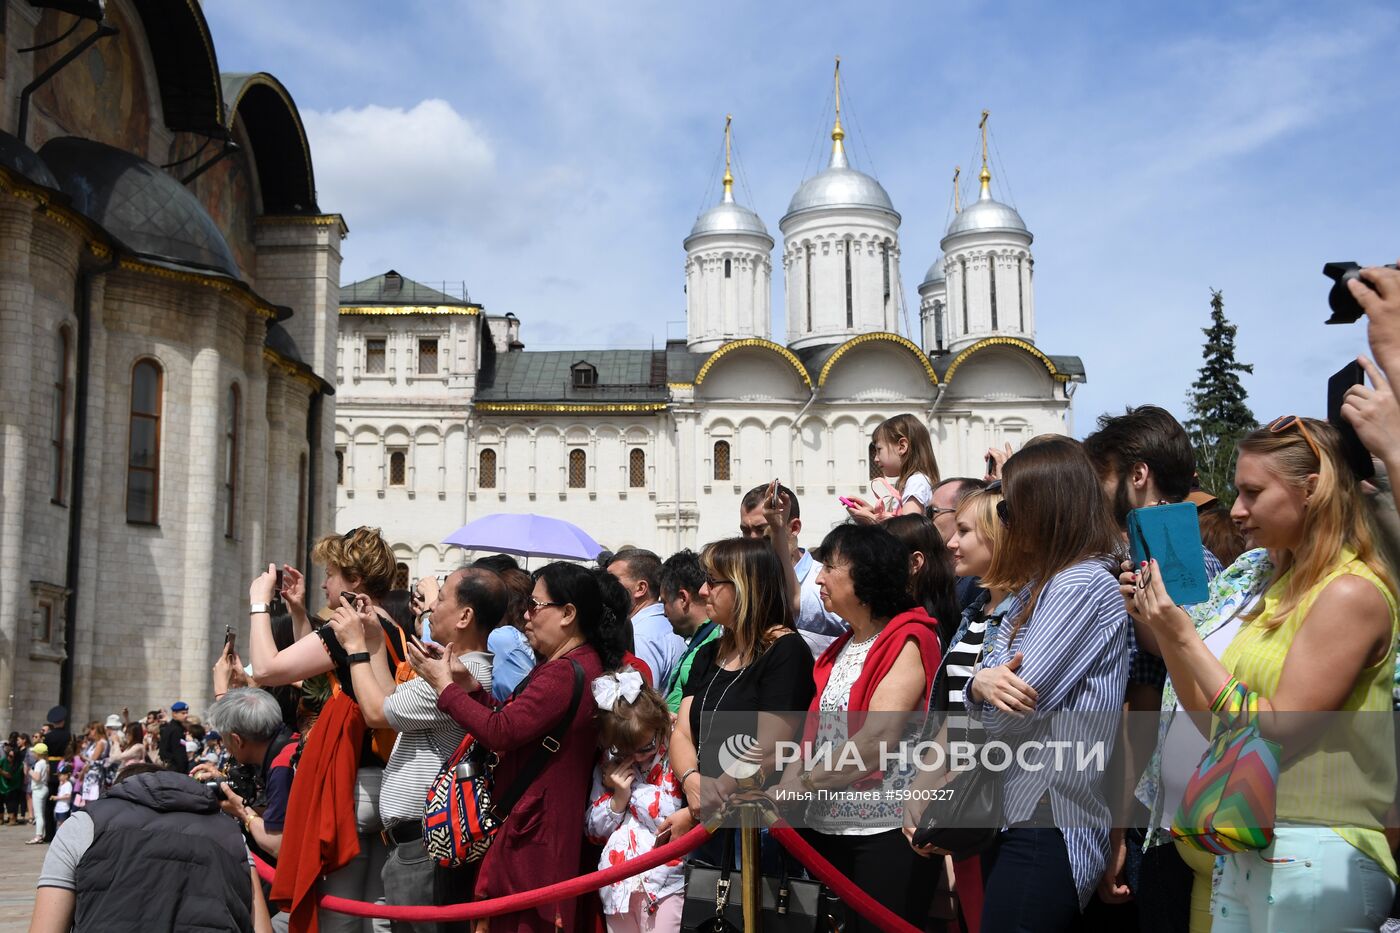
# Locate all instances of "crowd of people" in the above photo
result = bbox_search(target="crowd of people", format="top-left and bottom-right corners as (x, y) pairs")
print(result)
(13, 262), (1400, 932)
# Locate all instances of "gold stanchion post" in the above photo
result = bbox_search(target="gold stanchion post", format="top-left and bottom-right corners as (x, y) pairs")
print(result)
(738, 799), (763, 932)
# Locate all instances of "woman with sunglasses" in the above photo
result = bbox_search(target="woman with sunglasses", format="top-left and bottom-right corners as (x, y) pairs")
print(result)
(1124, 416), (1398, 932)
(660, 537), (815, 848)
(773, 523), (942, 931)
(409, 561), (628, 932)
(964, 438), (1130, 931)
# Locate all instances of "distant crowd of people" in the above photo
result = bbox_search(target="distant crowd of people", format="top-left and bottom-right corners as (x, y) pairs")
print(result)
(14, 261), (1400, 933)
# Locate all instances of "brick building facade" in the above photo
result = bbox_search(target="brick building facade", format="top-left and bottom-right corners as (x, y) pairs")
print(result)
(0, 0), (340, 730)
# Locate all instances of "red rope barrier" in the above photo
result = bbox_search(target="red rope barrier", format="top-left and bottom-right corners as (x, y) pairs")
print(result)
(768, 821), (924, 933)
(253, 823), (711, 922)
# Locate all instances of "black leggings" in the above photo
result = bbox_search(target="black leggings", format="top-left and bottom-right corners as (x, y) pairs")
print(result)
(1, 787), (24, 817)
(804, 828), (939, 933)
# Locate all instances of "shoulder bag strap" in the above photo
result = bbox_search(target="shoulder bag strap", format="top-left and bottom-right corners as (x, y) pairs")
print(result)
(491, 659), (585, 819)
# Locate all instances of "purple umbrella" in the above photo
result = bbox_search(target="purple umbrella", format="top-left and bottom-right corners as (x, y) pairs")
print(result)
(443, 513), (604, 562)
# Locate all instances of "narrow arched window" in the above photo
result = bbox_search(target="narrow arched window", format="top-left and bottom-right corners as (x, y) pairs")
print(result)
(988, 253), (999, 330)
(881, 241), (891, 303)
(629, 448), (646, 487)
(225, 384), (240, 537)
(52, 328), (70, 504)
(393, 562), (410, 591)
(479, 448), (497, 489)
(336, 449), (345, 485)
(713, 440), (731, 481)
(960, 258), (969, 333)
(724, 258), (732, 279)
(127, 359), (163, 524)
(844, 240), (854, 327)
(804, 243), (813, 330)
(389, 449), (407, 486)
(568, 449), (587, 488)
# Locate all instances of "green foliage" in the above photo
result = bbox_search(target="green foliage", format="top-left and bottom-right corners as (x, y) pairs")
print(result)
(1186, 290), (1255, 504)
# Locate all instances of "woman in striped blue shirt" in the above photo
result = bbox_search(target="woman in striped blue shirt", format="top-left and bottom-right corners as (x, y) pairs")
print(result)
(966, 437), (1131, 931)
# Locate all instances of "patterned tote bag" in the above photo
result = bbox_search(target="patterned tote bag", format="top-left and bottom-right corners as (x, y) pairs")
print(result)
(1172, 676), (1281, 854)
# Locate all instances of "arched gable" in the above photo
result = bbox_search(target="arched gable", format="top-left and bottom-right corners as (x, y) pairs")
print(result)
(942, 337), (1069, 385)
(129, 0), (226, 138)
(221, 73), (317, 213)
(817, 333), (937, 387)
(817, 333), (937, 402)
(942, 338), (1061, 400)
(694, 339), (811, 402)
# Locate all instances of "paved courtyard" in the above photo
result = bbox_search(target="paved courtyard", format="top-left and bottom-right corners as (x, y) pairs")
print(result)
(0, 823), (43, 932)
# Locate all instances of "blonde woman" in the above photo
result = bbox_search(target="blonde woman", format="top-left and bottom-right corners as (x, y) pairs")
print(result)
(1126, 416), (1398, 932)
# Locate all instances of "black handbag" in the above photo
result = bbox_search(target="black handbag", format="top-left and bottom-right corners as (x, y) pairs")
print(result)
(680, 830), (835, 932)
(910, 760), (1003, 858)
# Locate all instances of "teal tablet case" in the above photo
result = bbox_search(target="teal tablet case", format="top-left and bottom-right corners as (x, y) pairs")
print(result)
(1127, 502), (1210, 606)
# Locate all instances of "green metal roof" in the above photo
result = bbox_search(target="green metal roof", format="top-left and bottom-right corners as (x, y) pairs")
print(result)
(340, 270), (476, 307)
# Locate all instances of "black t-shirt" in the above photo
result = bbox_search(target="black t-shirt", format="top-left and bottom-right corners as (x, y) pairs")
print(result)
(683, 632), (815, 778)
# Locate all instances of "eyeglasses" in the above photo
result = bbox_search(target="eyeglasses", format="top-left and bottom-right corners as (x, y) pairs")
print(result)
(996, 500), (1011, 528)
(704, 575), (733, 589)
(1266, 415), (1324, 465)
(928, 506), (957, 517)
(524, 597), (565, 617)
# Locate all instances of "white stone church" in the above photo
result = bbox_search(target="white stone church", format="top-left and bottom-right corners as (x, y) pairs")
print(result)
(336, 104), (1085, 580)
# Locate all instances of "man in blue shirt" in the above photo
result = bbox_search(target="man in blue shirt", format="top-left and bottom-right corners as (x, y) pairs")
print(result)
(607, 548), (686, 689)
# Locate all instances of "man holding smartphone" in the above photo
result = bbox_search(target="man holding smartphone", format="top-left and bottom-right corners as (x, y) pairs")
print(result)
(738, 481), (847, 657)
(326, 567), (504, 931)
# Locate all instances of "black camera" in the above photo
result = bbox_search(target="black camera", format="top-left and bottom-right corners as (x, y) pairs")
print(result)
(1324, 262), (1400, 324)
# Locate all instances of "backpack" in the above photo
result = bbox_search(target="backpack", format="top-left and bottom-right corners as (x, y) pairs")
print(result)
(423, 659), (583, 867)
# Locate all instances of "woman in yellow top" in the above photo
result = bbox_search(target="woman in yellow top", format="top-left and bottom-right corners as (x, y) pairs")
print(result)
(1126, 415), (1397, 933)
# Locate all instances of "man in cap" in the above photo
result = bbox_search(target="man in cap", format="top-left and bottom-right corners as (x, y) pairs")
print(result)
(41, 707), (70, 842)
(159, 702), (190, 774)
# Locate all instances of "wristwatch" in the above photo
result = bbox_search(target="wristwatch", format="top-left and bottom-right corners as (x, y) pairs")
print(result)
(347, 652), (372, 666)
(249, 602), (272, 615)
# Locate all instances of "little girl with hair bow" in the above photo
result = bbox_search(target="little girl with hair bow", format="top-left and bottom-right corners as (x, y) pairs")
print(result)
(584, 667), (686, 933)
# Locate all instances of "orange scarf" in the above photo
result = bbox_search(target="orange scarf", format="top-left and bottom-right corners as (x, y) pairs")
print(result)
(271, 690), (366, 933)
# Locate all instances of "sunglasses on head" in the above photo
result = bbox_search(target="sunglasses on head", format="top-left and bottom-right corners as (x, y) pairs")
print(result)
(1266, 415), (1324, 465)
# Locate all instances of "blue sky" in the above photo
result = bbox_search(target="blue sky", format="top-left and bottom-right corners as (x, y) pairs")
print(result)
(204, 1), (1399, 434)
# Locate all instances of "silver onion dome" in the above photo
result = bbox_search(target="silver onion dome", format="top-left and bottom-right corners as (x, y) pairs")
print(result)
(920, 256), (945, 287)
(686, 199), (771, 242)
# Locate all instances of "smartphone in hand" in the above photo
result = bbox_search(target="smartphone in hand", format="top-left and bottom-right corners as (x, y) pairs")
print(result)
(223, 626), (236, 655)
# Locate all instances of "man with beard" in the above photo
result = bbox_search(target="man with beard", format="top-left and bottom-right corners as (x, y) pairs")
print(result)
(1082, 404), (1225, 932)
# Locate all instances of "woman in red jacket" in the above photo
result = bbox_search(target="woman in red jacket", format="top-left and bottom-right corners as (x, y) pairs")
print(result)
(775, 523), (944, 932)
(409, 562), (628, 932)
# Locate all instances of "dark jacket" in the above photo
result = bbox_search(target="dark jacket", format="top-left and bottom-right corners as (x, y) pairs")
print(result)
(157, 720), (188, 773)
(75, 771), (252, 932)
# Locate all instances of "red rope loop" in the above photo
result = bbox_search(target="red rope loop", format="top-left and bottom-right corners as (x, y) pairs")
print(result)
(255, 822), (711, 922)
(255, 812), (925, 931)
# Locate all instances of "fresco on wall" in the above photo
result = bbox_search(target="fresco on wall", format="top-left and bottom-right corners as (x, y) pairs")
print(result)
(170, 126), (259, 283)
(29, 7), (151, 158)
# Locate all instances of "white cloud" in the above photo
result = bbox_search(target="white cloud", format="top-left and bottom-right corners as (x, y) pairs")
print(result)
(302, 99), (495, 232)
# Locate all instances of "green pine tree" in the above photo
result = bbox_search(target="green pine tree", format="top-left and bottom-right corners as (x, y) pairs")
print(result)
(1186, 289), (1255, 504)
